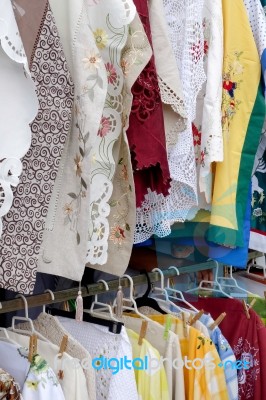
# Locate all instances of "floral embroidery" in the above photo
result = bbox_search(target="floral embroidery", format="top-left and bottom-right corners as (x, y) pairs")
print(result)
(82, 51), (101, 71)
(121, 58), (130, 75)
(196, 336), (213, 349)
(110, 225), (126, 245)
(192, 123), (208, 166)
(26, 381), (39, 390)
(105, 62), (117, 84)
(65, 102), (89, 244)
(97, 116), (111, 137)
(222, 51), (244, 138)
(202, 18), (211, 58)
(93, 28), (108, 50)
(120, 164), (128, 181)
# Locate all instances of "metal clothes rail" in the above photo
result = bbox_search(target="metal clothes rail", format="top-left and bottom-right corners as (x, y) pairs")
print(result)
(0, 260), (217, 314)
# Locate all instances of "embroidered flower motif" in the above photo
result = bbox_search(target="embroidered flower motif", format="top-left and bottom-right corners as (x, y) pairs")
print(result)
(121, 59), (129, 75)
(110, 225), (126, 245)
(63, 203), (73, 215)
(26, 381), (39, 390)
(82, 51), (101, 71)
(105, 62), (117, 84)
(253, 208), (262, 217)
(200, 150), (205, 165)
(120, 165), (128, 181)
(98, 116), (111, 138)
(203, 40), (209, 55)
(93, 29), (108, 50)
(74, 154), (82, 177)
(82, 191), (87, 198)
(192, 123), (201, 146)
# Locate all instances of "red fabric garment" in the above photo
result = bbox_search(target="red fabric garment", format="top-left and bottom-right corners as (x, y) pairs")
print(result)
(186, 297), (264, 400)
(126, 0), (171, 207)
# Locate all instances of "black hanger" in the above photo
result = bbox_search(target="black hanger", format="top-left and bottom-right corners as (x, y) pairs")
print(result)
(135, 270), (167, 314)
(47, 307), (124, 334)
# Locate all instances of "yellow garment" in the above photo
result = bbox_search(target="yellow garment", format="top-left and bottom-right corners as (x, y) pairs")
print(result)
(209, 0), (263, 245)
(126, 328), (170, 400)
(129, 314), (229, 400)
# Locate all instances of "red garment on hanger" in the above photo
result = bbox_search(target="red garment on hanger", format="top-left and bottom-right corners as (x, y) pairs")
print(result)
(188, 297), (265, 400)
(126, 0), (171, 207)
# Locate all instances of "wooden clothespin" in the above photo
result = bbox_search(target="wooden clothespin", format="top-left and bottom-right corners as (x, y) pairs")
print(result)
(188, 309), (204, 326)
(242, 300), (250, 319)
(57, 335), (68, 380)
(249, 298), (257, 309)
(181, 312), (188, 338)
(138, 321), (148, 345)
(58, 335), (68, 359)
(209, 312), (226, 330)
(28, 334), (37, 363)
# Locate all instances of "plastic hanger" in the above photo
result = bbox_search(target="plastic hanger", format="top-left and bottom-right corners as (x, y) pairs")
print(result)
(113, 274), (152, 322)
(42, 289), (55, 313)
(0, 327), (18, 345)
(85, 280), (120, 321)
(186, 261), (233, 298)
(134, 270), (167, 314)
(165, 266), (199, 312)
(10, 294), (50, 342)
(217, 266), (253, 296)
(150, 268), (183, 313)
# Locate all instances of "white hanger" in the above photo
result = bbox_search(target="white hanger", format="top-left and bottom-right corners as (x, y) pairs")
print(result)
(151, 268), (183, 313)
(0, 327), (18, 345)
(165, 266), (199, 312)
(42, 289), (55, 313)
(10, 294), (50, 342)
(113, 274), (152, 322)
(85, 280), (119, 322)
(186, 261), (233, 298)
(217, 266), (253, 296)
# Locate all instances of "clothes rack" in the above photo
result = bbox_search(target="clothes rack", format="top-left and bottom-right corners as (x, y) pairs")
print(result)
(0, 260), (218, 314)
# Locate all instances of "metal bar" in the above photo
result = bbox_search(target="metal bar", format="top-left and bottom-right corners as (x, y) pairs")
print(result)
(0, 260), (217, 314)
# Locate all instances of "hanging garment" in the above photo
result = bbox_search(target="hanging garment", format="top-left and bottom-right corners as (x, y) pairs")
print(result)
(208, 0), (265, 248)
(188, 0), (223, 214)
(85, 11), (152, 276)
(37, 0), (107, 281)
(126, 0), (171, 208)
(122, 314), (185, 400)
(129, 313), (229, 400)
(126, 328), (169, 400)
(15, 312), (96, 400)
(0, 368), (22, 400)
(3, 330), (90, 400)
(0, 341), (65, 400)
(0, 0), (38, 274)
(199, 314), (238, 400)
(134, 0), (205, 243)
(56, 316), (139, 400)
(0, 0), (74, 294)
(191, 297), (265, 400)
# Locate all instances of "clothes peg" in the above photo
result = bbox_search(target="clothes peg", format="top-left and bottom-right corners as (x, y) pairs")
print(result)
(58, 335), (68, 359)
(163, 314), (172, 340)
(188, 309), (204, 326)
(209, 312), (226, 330)
(28, 334), (38, 363)
(242, 300), (250, 319)
(248, 298), (257, 309)
(181, 312), (188, 338)
(138, 321), (148, 345)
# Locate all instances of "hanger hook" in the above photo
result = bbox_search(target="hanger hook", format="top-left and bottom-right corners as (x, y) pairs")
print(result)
(43, 289), (55, 313)
(15, 294), (29, 319)
(168, 266), (180, 276)
(152, 268), (165, 289)
(121, 274), (134, 299)
(97, 279), (109, 291)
